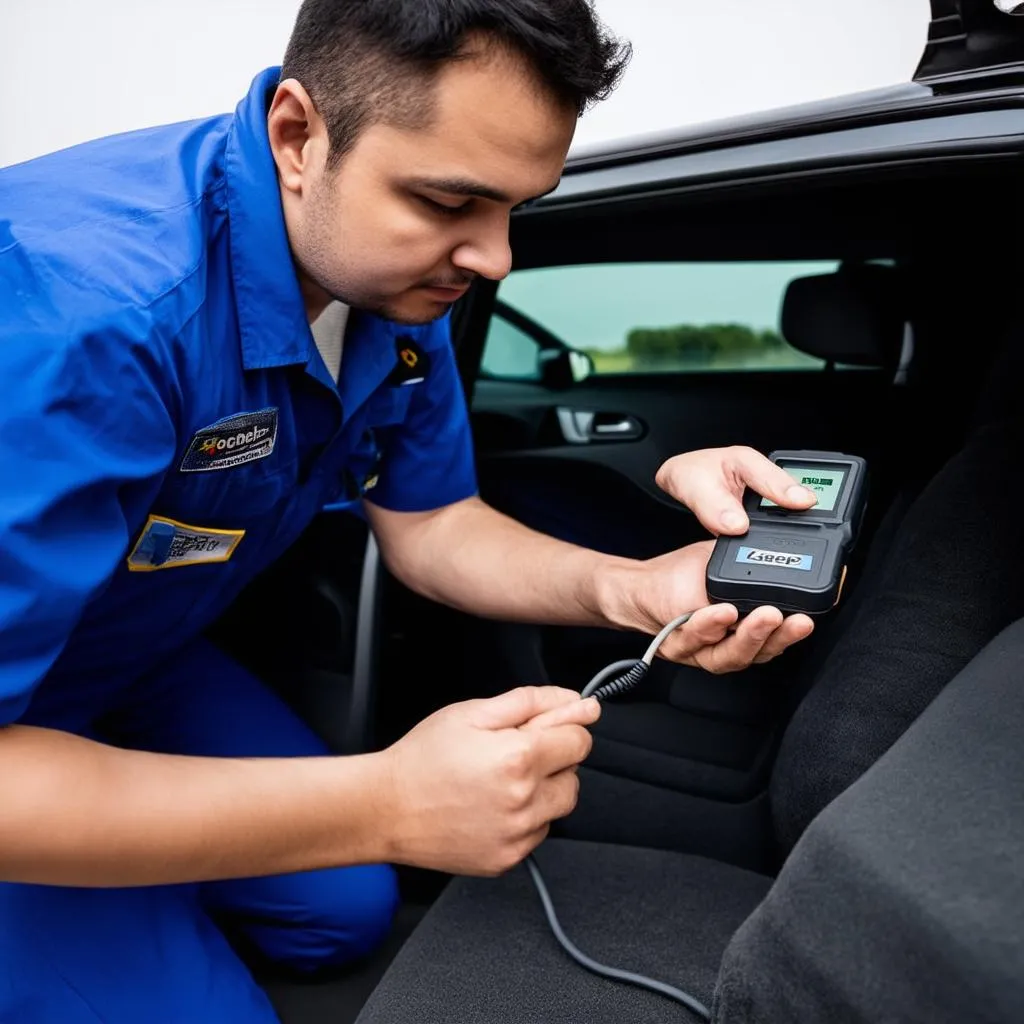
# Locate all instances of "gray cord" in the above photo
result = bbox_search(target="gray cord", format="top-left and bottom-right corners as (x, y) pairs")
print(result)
(526, 609), (711, 1020)
(580, 612), (695, 699)
(642, 612), (695, 664)
(525, 854), (711, 1020)
(580, 659), (640, 699)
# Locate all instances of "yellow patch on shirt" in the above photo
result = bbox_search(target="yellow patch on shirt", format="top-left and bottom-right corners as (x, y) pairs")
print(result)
(127, 515), (245, 572)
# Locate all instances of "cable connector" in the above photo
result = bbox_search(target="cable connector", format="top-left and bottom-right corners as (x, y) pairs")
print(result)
(580, 611), (694, 702)
(590, 660), (648, 702)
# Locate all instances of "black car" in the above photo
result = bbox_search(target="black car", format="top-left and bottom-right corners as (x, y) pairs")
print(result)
(212, 2), (1024, 1019)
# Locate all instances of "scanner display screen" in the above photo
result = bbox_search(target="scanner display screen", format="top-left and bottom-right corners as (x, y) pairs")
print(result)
(708, 449), (867, 617)
(762, 464), (846, 513)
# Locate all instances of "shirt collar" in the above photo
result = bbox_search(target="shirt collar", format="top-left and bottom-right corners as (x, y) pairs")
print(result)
(225, 66), (312, 371)
(338, 311), (401, 420)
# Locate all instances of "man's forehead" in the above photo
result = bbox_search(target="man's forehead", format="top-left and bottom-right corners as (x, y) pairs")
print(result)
(346, 45), (575, 203)
(425, 41), (576, 159)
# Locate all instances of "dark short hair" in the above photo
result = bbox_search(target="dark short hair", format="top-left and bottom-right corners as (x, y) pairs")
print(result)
(280, 0), (631, 164)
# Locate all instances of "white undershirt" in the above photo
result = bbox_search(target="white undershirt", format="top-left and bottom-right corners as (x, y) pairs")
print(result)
(310, 301), (350, 383)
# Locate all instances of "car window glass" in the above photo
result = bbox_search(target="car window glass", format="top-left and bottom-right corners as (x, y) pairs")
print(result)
(484, 261), (841, 376)
(480, 314), (543, 380)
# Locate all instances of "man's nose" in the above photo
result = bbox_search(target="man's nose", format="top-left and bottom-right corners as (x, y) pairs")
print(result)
(450, 219), (513, 283)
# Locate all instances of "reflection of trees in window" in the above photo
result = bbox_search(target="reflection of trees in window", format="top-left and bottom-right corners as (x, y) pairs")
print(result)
(625, 323), (785, 369)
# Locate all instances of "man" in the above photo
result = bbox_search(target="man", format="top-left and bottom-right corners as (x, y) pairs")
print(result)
(0, 1), (816, 1019)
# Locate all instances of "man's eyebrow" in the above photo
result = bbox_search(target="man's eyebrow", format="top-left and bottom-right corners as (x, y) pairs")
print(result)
(403, 176), (561, 205)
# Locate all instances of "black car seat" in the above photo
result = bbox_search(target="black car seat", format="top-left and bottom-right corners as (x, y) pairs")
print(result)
(714, 615), (1024, 1023)
(770, 309), (1024, 851)
(351, 327), (1024, 1022)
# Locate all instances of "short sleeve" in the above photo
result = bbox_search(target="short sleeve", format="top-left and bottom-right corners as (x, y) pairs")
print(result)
(0, 311), (177, 724)
(367, 316), (478, 513)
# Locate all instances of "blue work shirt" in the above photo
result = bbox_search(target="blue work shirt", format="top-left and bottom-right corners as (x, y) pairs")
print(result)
(0, 67), (478, 732)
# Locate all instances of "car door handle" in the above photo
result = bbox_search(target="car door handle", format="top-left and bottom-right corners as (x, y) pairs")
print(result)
(592, 415), (644, 438)
(556, 408), (645, 444)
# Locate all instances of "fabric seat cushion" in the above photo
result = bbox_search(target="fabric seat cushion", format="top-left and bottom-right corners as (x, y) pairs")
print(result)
(715, 618), (1024, 1023)
(355, 838), (771, 1024)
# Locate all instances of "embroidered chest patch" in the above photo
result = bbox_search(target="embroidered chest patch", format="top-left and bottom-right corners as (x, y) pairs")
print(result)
(180, 408), (278, 473)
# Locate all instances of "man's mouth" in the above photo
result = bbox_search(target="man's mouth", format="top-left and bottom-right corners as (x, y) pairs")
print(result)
(419, 282), (471, 301)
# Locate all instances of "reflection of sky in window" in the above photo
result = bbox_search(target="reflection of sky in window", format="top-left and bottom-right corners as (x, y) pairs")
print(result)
(497, 262), (839, 351)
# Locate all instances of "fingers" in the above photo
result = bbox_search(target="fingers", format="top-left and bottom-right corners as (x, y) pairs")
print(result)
(515, 771), (582, 853)
(727, 446), (817, 512)
(695, 607), (814, 674)
(751, 613), (815, 663)
(652, 603), (740, 662)
(466, 685), (583, 730)
(651, 603), (814, 672)
(537, 767), (582, 824)
(693, 606), (785, 672)
(520, 696), (601, 732)
(656, 451), (749, 534)
(509, 825), (551, 871)
(526, 723), (595, 778)
(496, 770), (580, 875)
(655, 447), (817, 536)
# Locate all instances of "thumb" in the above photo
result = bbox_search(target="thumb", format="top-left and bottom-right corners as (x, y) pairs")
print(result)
(521, 696), (601, 732)
(466, 686), (583, 730)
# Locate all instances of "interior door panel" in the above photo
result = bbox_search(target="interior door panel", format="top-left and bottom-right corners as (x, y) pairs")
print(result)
(473, 371), (895, 553)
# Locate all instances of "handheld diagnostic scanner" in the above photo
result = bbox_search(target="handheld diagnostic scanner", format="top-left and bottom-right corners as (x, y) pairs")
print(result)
(706, 450), (868, 616)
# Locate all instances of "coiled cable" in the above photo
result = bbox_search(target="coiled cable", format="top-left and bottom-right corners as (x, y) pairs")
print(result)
(525, 610), (710, 1020)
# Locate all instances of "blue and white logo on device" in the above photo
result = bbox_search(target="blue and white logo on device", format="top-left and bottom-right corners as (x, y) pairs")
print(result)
(736, 547), (813, 571)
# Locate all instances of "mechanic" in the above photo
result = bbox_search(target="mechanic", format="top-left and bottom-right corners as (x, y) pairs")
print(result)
(0, 1), (817, 1020)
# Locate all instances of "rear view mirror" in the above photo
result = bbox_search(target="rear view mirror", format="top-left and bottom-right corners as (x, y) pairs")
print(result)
(569, 350), (594, 383)
(538, 347), (594, 389)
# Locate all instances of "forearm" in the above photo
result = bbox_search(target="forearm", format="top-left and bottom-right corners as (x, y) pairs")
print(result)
(0, 725), (393, 887)
(368, 496), (636, 628)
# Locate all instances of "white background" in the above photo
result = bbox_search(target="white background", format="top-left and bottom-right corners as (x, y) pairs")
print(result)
(0, 0), (930, 168)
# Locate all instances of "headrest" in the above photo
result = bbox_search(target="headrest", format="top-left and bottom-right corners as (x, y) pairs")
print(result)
(969, 318), (1024, 431)
(781, 264), (905, 368)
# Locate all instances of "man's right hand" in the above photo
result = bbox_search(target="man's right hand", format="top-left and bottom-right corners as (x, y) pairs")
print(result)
(380, 687), (600, 877)
(0, 693), (593, 888)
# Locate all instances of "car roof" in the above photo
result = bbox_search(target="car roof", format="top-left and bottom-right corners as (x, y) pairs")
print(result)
(564, 83), (935, 169)
(550, 1), (1024, 197)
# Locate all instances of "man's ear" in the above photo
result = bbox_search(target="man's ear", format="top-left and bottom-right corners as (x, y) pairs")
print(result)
(267, 79), (327, 196)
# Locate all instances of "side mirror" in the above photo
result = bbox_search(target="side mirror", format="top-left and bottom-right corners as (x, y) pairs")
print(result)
(538, 347), (594, 389)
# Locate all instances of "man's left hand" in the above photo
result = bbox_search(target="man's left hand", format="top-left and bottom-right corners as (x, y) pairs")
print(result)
(598, 447), (818, 672)
(602, 540), (814, 672)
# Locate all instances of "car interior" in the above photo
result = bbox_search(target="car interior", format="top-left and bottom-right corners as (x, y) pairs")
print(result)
(203, 4), (1024, 1017)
